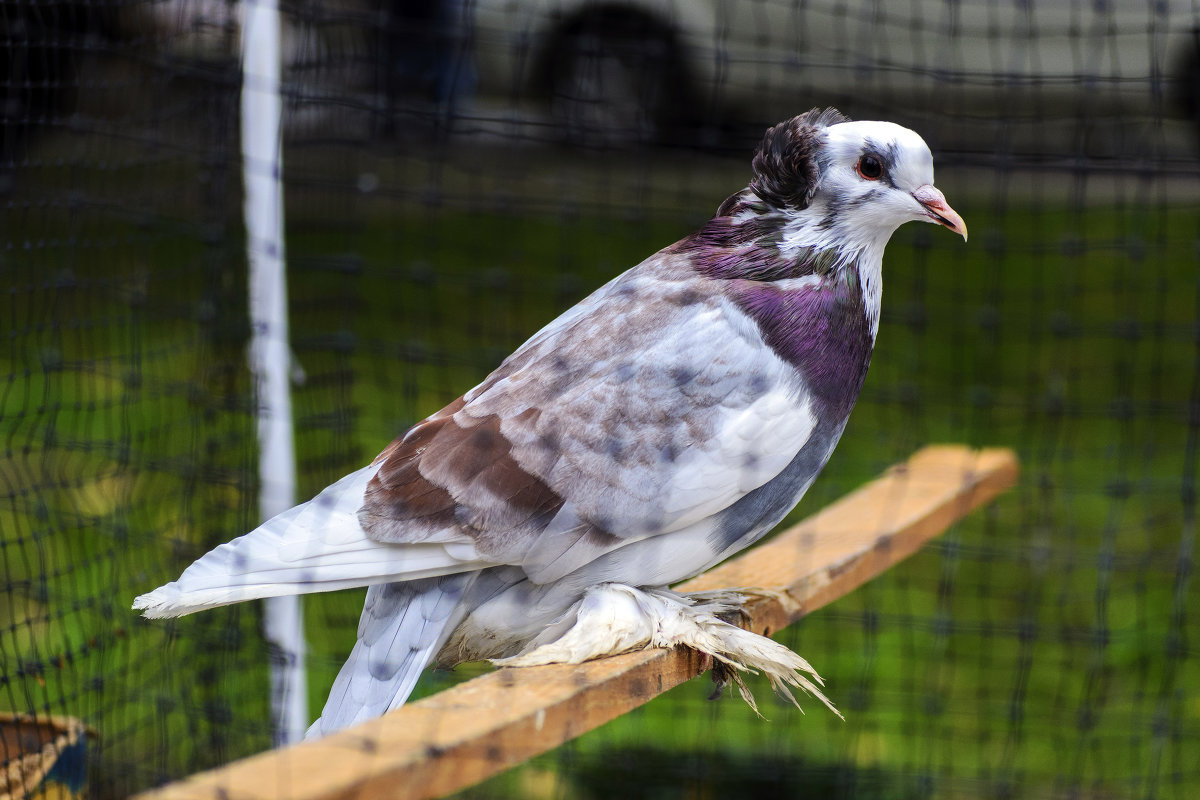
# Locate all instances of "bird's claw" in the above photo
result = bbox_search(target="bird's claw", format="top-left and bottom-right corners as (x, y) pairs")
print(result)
(715, 605), (752, 627)
(707, 659), (735, 701)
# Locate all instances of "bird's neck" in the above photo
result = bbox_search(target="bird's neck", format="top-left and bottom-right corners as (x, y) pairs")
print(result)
(669, 197), (884, 414)
(676, 196), (884, 338)
(776, 198), (888, 339)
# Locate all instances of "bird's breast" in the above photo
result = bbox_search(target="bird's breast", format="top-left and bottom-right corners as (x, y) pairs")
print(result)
(728, 277), (875, 417)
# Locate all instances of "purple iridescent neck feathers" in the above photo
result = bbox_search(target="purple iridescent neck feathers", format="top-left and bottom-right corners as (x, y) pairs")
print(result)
(673, 164), (878, 413)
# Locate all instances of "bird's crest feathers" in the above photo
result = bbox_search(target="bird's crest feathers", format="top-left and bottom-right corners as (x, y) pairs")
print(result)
(750, 107), (850, 211)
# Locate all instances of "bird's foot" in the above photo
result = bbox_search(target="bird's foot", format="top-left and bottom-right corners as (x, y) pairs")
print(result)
(706, 658), (736, 701)
(492, 583), (841, 719)
(678, 588), (753, 627)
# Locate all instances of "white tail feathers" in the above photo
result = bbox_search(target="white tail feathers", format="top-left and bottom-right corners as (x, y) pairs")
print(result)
(132, 465), (487, 619)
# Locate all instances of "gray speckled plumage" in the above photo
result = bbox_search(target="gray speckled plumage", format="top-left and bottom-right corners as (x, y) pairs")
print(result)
(133, 108), (968, 736)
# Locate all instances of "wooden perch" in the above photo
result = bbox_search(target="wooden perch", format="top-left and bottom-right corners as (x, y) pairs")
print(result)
(136, 444), (1018, 800)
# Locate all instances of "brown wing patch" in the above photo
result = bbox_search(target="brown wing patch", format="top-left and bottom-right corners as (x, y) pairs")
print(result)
(360, 398), (466, 536)
(359, 397), (565, 557)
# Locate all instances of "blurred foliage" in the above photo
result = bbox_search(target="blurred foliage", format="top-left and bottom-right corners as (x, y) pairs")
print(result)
(6, 181), (1196, 796)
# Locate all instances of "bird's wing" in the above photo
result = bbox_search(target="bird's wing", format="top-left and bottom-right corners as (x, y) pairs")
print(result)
(361, 257), (819, 584)
(132, 268), (688, 619)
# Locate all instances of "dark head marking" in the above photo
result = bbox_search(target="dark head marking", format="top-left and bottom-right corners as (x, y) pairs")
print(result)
(858, 137), (901, 189)
(750, 107), (850, 211)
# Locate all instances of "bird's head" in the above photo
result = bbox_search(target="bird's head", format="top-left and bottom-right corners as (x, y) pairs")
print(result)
(748, 109), (967, 259)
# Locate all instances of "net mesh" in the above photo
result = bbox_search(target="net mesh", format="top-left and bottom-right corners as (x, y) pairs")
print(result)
(2, 1), (1198, 797)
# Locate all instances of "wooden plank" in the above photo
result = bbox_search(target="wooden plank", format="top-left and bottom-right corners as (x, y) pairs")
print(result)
(135, 445), (1018, 800)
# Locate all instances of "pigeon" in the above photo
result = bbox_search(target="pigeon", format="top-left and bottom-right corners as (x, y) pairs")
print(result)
(134, 107), (967, 737)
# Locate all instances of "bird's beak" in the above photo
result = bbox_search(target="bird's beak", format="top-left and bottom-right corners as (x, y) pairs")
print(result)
(912, 185), (968, 242)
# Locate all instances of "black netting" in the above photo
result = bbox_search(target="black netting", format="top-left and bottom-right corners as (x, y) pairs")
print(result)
(2, 1), (1198, 798)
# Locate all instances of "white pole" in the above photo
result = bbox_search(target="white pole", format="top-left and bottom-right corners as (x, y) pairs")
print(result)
(240, 0), (308, 747)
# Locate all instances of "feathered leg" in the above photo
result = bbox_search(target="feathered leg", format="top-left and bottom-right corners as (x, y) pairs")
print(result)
(493, 583), (841, 719)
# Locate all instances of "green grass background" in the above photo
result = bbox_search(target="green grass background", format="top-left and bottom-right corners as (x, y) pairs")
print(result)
(3, 136), (1198, 799)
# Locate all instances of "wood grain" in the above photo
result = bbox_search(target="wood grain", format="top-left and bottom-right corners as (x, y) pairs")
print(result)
(135, 444), (1018, 800)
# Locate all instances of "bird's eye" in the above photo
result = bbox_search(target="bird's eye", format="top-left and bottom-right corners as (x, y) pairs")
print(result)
(856, 155), (884, 180)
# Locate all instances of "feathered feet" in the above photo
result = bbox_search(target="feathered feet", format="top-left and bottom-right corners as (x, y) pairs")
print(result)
(492, 583), (842, 719)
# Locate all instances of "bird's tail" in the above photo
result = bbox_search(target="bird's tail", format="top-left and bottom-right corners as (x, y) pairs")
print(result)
(306, 573), (476, 738)
(132, 464), (486, 619)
